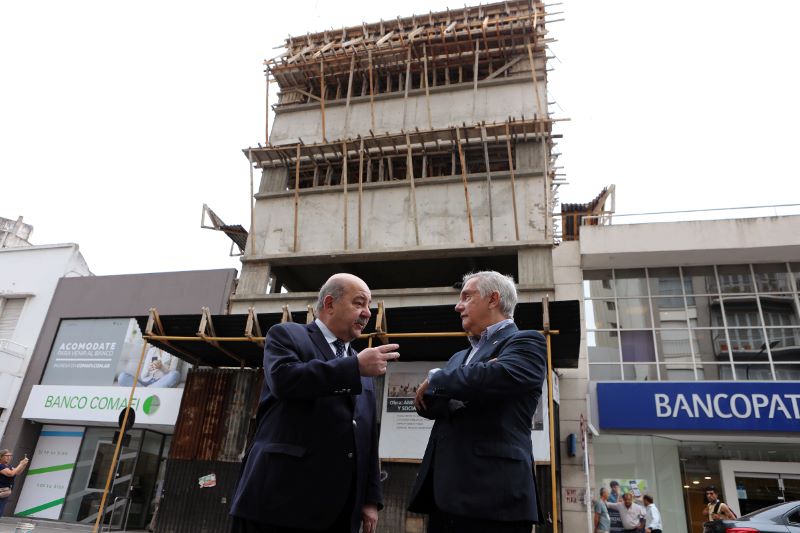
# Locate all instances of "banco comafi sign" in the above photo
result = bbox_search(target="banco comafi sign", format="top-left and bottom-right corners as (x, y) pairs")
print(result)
(597, 382), (800, 432)
(23, 385), (183, 428)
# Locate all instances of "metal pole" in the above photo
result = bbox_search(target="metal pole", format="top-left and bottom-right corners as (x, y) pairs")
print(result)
(92, 341), (149, 533)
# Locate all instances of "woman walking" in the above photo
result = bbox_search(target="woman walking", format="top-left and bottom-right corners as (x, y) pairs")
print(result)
(0, 449), (29, 516)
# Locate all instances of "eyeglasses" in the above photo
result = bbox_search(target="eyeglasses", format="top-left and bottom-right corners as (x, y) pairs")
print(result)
(1, 454), (11, 457)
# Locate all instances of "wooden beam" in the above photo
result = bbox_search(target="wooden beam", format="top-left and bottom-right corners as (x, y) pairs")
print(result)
(342, 141), (349, 250)
(358, 137), (364, 248)
(504, 121), (521, 240)
(480, 125), (494, 240)
(293, 144), (301, 251)
(368, 50), (375, 131)
(422, 44), (433, 129)
(455, 127), (475, 243)
(402, 45), (412, 130)
(344, 54), (356, 136)
(486, 55), (522, 80)
(406, 134), (420, 245)
(320, 59), (327, 142)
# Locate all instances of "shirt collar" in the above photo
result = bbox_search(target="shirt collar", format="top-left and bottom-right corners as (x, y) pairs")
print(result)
(468, 318), (514, 349)
(315, 319), (350, 350)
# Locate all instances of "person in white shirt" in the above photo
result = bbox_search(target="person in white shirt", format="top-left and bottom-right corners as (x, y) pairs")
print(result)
(643, 494), (662, 533)
(607, 492), (645, 532)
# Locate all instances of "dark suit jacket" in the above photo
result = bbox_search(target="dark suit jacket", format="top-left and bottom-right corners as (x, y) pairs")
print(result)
(230, 321), (382, 532)
(408, 323), (547, 523)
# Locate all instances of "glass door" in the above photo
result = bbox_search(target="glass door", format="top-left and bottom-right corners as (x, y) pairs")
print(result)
(782, 475), (800, 503)
(734, 473), (782, 516)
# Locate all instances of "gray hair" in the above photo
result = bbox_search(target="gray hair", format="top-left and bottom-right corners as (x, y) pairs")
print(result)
(0, 449), (10, 459)
(463, 271), (518, 318)
(599, 487), (608, 498)
(314, 277), (347, 316)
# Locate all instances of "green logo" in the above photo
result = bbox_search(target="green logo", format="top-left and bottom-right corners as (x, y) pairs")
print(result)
(143, 395), (161, 415)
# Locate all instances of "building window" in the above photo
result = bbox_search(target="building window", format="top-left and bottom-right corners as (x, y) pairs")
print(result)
(0, 297), (26, 340)
(584, 263), (800, 382)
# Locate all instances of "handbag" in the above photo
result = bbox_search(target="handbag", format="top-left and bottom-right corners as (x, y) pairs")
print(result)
(0, 486), (12, 499)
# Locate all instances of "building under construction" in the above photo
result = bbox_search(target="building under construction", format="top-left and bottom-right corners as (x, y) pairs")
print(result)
(156, 1), (584, 532)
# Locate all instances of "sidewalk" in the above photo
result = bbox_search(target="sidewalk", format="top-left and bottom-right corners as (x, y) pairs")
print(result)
(0, 518), (147, 533)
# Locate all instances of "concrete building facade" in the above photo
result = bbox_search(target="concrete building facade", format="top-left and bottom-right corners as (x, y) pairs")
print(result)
(229, 2), (587, 532)
(0, 240), (92, 443)
(573, 214), (800, 533)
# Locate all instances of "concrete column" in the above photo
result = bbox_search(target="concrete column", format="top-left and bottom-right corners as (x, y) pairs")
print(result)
(236, 262), (271, 297)
(518, 247), (553, 287)
(260, 167), (289, 193)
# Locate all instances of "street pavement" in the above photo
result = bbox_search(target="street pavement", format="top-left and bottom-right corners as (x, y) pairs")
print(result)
(0, 518), (147, 533)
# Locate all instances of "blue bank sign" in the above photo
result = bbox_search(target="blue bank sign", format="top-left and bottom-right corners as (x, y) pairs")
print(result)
(597, 382), (800, 432)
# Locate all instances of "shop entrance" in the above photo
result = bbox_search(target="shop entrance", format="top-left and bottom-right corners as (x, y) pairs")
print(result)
(733, 473), (800, 515)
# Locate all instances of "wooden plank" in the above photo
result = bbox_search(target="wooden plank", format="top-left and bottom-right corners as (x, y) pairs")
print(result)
(344, 53), (356, 135)
(342, 141), (348, 250)
(486, 55), (522, 79)
(368, 50), (375, 130)
(504, 121), (521, 240)
(320, 59), (327, 142)
(293, 144), (301, 251)
(358, 137), (364, 248)
(402, 45), (412, 130)
(422, 44), (433, 129)
(406, 134), (420, 245)
(455, 127), (475, 243)
(480, 125), (494, 240)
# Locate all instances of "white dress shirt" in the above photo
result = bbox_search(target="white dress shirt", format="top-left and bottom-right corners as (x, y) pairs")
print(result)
(315, 319), (351, 356)
(645, 503), (662, 530)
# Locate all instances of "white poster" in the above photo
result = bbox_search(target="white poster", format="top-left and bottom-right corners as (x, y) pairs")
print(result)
(379, 361), (442, 460)
(14, 425), (85, 519)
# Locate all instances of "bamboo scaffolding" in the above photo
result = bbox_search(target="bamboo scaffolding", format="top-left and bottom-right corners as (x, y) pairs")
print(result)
(455, 127), (475, 243)
(504, 121), (521, 240)
(293, 144), (301, 251)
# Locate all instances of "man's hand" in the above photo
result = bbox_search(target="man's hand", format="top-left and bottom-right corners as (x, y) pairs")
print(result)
(361, 503), (378, 533)
(357, 344), (400, 377)
(414, 379), (430, 411)
(150, 360), (163, 371)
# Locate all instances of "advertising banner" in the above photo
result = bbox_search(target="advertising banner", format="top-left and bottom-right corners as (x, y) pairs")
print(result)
(14, 425), (85, 519)
(378, 362), (553, 461)
(23, 385), (183, 428)
(597, 381), (800, 432)
(41, 318), (185, 389)
(379, 361), (440, 460)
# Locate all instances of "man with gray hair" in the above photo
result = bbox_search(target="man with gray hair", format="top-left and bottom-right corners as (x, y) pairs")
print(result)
(409, 271), (547, 533)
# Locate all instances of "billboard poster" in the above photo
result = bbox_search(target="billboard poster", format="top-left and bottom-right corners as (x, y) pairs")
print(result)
(378, 362), (552, 461)
(41, 318), (185, 389)
(14, 425), (85, 519)
(601, 478), (650, 533)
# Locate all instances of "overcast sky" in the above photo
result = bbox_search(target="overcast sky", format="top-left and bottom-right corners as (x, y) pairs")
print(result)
(2, 1), (798, 276)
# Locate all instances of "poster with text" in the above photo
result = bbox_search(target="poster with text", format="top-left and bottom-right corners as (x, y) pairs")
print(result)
(379, 361), (442, 460)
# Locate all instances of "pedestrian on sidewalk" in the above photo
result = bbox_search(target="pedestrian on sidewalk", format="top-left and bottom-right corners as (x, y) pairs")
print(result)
(594, 487), (611, 533)
(0, 449), (29, 516)
(643, 494), (662, 533)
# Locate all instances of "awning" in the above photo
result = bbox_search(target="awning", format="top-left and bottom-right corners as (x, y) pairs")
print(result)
(135, 300), (580, 369)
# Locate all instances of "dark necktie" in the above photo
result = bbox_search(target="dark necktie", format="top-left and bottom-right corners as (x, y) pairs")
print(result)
(333, 339), (346, 358)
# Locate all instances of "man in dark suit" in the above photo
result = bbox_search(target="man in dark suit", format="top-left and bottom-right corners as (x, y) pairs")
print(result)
(409, 271), (547, 533)
(230, 273), (400, 533)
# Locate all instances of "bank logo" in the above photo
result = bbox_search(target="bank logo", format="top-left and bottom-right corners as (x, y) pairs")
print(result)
(143, 395), (161, 415)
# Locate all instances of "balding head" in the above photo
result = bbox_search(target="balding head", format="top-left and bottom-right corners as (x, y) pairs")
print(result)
(316, 273), (372, 341)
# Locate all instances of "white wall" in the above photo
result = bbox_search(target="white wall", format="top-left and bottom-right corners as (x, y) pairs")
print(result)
(581, 215), (800, 269)
(0, 244), (92, 441)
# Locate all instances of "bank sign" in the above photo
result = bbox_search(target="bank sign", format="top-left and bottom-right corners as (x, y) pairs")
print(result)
(23, 385), (183, 428)
(597, 382), (800, 432)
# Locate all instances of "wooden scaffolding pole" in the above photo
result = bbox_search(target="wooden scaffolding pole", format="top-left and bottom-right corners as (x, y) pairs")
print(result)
(455, 127), (475, 243)
(479, 125), (494, 240)
(402, 45), (412, 131)
(543, 295), (559, 533)
(368, 50), (375, 131)
(406, 134), (420, 245)
(293, 144), (301, 251)
(422, 44), (433, 129)
(320, 59), (327, 142)
(344, 54), (356, 136)
(504, 121), (521, 240)
(265, 70), (270, 143)
(92, 341), (149, 533)
(358, 137), (364, 248)
(248, 149), (256, 255)
(342, 141), (349, 250)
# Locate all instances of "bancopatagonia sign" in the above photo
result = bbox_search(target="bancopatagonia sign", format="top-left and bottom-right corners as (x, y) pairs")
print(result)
(597, 382), (800, 432)
(23, 385), (183, 427)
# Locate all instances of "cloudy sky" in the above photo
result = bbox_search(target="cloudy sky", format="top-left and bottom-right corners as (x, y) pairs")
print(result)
(2, 1), (798, 275)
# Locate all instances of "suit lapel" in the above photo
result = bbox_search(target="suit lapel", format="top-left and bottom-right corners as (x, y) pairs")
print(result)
(467, 322), (518, 365)
(307, 322), (335, 361)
